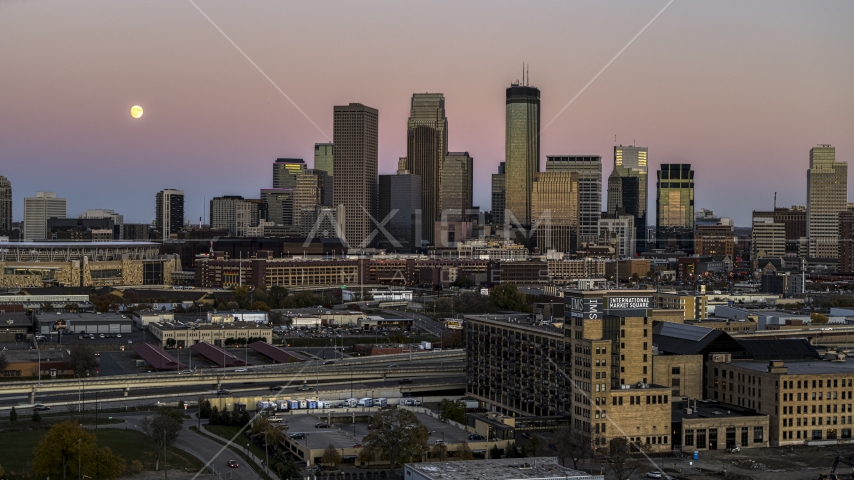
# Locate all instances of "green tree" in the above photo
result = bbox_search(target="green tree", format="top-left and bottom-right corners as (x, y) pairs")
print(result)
(811, 313), (830, 324)
(9, 405), (18, 421)
(359, 408), (429, 475)
(165, 338), (177, 349)
(321, 444), (342, 469)
(504, 441), (523, 458)
(271, 450), (301, 480)
(0, 353), (8, 372)
(231, 286), (251, 309)
(239, 408), (251, 426)
(267, 286), (289, 309)
(439, 398), (467, 423)
(69, 345), (98, 375)
(250, 300), (271, 311)
(32, 421), (125, 480)
(209, 406), (220, 425)
(140, 407), (184, 471)
(283, 291), (320, 309)
(32, 409), (42, 422)
(388, 331), (407, 343)
(489, 284), (527, 311)
(488, 444), (503, 459)
(452, 275), (475, 288)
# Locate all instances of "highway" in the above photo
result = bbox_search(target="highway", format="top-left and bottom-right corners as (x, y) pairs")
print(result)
(0, 350), (465, 407)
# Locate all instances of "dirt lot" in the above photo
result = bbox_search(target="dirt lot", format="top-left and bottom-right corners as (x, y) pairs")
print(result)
(659, 445), (854, 480)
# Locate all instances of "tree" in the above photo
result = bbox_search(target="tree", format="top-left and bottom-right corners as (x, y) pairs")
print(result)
(283, 291), (321, 309)
(452, 275), (475, 288)
(441, 330), (463, 348)
(32, 421), (125, 480)
(811, 313), (830, 324)
(200, 399), (212, 419)
(388, 331), (408, 343)
(267, 286), (289, 309)
(32, 409), (42, 422)
(209, 406), (221, 425)
(0, 352), (8, 372)
(359, 408), (429, 475)
(165, 338), (177, 349)
(489, 284), (527, 311)
(548, 426), (592, 469)
(69, 345), (98, 375)
(250, 300), (271, 312)
(630, 273), (640, 284)
(438, 398), (467, 423)
(504, 441), (523, 458)
(140, 407), (184, 471)
(231, 286), (251, 309)
(9, 405), (17, 421)
(322, 444), (342, 469)
(523, 434), (544, 457)
(456, 441), (474, 460)
(488, 444), (503, 459)
(602, 438), (649, 480)
(271, 450), (301, 480)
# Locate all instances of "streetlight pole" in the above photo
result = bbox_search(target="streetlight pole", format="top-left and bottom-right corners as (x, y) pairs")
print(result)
(94, 391), (98, 429)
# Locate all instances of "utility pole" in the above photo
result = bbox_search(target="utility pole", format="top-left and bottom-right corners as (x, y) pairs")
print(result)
(78, 437), (82, 480)
(163, 430), (168, 480)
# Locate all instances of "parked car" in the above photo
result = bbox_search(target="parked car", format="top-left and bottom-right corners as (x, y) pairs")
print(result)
(468, 434), (484, 441)
(99, 334), (105, 339)
(520, 432), (531, 439)
(116, 334), (122, 338)
(398, 378), (413, 384)
(314, 423), (331, 429)
(289, 433), (306, 439)
(94, 353), (101, 357)
(227, 460), (239, 468)
(180, 370), (191, 374)
(323, 360), (334, 365)
(646, 472), (662, 479)
(726, 446), (740, 453)
(33, 404), (50, 411)
(296, 385), (312, 391)
(234, 368), (247, 372)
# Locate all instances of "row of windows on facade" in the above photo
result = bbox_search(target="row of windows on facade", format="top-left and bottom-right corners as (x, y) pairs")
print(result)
(781, 391), (854, 402)
(783, 416), (854, 427)
(783, 404), (854, 415)
(684, 427), (763, 447)
(781, 429), (852, 441)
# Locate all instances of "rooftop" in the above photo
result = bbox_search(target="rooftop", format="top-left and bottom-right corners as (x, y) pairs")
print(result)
(405, 457), (600, 480)
(0, 312), (33, 327)
(464, 314), (564, 335)
(729, 359), (854, 375)
(150, 321), (271, 331)
(672, 400), (765, 423)
(35, 312), (132, 322)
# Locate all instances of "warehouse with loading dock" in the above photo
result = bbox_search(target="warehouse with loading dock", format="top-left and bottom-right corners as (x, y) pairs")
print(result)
(35, 312), (134, 335)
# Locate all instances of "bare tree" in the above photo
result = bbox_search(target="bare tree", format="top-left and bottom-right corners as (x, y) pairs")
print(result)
(602, 438), (652, 480)
(548, 426), (593, 469)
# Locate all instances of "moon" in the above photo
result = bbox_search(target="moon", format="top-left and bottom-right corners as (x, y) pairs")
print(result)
(130, 105), (143, 119)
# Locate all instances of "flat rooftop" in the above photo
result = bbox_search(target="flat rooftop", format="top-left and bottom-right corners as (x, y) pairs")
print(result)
(672, 401), (765, 423)
(35, 312), (132, 322)
(151, 321), (271, 331)
(405, 457), (600, 480)
(464, 314), (564, 335)
(730, 360), (854, 375)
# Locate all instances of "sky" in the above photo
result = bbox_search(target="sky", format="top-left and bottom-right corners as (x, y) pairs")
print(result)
(1, 0), (853, 227)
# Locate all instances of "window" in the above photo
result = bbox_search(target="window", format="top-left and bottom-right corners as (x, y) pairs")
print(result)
(697, 429), (707, 449)
(753, 427), (763, 443)
(684, 429), (694, 446)
(741, 427), (748, 446)
(672, 367), (681, 375)
(813, 430), (823, 440)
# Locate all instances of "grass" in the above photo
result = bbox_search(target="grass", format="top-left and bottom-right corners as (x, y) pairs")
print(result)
(0, 415), (123, 430)
(195, 425), (274, 480)
(0, 428), (202, 479)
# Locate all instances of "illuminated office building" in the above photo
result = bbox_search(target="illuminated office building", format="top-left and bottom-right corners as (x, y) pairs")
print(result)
(406, 93), (447, 245)
(656, 164), (694, 253)
(608, 146), (648, 252)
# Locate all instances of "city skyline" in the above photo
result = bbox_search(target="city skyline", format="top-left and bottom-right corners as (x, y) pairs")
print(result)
(1, 1), (853, 226)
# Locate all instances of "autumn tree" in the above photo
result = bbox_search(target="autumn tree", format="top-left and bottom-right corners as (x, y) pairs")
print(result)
(322, 444), (342, 469)
(250, 300), (271, 311)
(811, 313), (830, 324)
(141, 406), (184, 471)
(231, 286), (251, 309)
(359, 408), (429, 475)
(456, 441), (474, 460)
(32, 421), (125, 480)
(271, 450), (301, 479)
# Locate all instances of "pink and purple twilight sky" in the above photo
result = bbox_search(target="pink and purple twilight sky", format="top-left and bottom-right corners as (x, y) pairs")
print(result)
(1, 0), (852, 227)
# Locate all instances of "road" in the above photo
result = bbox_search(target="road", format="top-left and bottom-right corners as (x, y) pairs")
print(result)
(382, 309), (443, 335)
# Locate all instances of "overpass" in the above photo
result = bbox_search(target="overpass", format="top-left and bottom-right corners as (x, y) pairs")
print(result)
(0, 350), (465, 403)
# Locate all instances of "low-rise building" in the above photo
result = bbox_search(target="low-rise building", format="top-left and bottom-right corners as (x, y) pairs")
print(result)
(0, 312), (34, 342)
(672, 400), (769, 451)
(147, 321), (272, 348)
(35, 312), (133, 335)
(654, 292), (708, 320)
(404, 458), (603, 480)
(132, 310), (174, 329)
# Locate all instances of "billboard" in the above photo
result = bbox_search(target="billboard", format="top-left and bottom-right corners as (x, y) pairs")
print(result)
(606, 296), (652, 317)
(443, 319), (463, 330)
(567, 297), (603, 320)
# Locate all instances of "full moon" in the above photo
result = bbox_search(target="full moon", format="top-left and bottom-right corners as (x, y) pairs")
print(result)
(130, 105), (143, 119)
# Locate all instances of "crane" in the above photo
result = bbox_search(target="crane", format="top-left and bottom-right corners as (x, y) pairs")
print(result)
(819, 456), (854, 480)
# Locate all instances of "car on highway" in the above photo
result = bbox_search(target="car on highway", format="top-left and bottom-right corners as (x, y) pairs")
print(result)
(646, 472), (662, 479)
(226, 460), (239, 468)
(234, 368), (247, 372)
(323, 360), (334, 365)
(94, 353), (101, 357)
(398, 378), (413, 384)
(179, 370), (192, 374)
(270, 386), (283, 392)
(217, 389), (231, 395)
(314, 422), (331, 428)
(388, 364), (398, 368)
(33, 404), (50, 411)
(296, 385), (312, 391)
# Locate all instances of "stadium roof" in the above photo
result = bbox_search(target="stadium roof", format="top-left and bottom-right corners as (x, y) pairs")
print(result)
(191, 342), (248, 367)
(131, 343), (187, 371)
(248, 342), (303, 363)
(736, 338), (818, 361)
(653, 322), (725, 355)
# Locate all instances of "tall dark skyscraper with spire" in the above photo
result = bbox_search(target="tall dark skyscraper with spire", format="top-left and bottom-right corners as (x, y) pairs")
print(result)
(0, 175), (10, 236)
(406, 93), (447, 247)
(504, 74), (540, 227)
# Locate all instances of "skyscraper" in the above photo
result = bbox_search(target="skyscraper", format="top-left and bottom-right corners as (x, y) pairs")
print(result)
(504, 83), (540, 227)
(531, 171), (579, 253)
(333, 103), (378, 248)
(839, 207), (854, 273)
(314, 143), (334, 175)
(545, 156), (602, 244)
(0, 175), (11, 236)
(155, 189), (184, 241)
(294, 169), (333, 236)
(491, 162), (506, 225)
(210, 196), (264, 237)
(656, 164), (694, 253)
(79, 209), (124, 239)
(273, 158), (306, 189)
(807, 145), (848, 258)
(607, 146), (648, 252)
(23, 191), (67, 241)
(406, 93), (447, 246)
(439, 152), (473, 222)
(378, 172), (422, 252)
